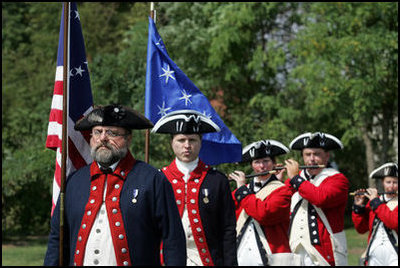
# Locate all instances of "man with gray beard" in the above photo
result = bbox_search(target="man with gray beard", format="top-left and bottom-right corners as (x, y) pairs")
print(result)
(90, 128), (129, 167)
(44, 104), (186, 266)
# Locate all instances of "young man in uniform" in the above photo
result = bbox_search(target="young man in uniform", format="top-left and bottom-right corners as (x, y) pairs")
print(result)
(229, 139), (298, 265)
(352, 162), (398, 266)
(152, 109), (237, 266)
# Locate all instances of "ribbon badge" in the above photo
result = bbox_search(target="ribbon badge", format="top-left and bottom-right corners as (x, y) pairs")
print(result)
(132, 189), (139, 204)
(202, 188), (209, 204)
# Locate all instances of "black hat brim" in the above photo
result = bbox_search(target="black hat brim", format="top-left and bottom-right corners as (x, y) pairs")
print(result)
(289, 132), (343, 151)
(151, 110), (220, 134)
(242, 139), (289, 163)
(369, 162), (398, 179)
(74, 105), (154, 131)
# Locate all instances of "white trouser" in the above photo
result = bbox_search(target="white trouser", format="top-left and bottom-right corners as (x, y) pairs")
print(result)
(296, 244), (318, 266)
(368, 243), (398, 266)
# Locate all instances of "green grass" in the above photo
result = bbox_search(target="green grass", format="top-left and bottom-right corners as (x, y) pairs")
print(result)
(2, 236), (48, 266)
(345, 227), (368, 266)
(2, 229), (368, 266)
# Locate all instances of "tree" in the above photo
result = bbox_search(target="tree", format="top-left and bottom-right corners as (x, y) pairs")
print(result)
(285, 2), (398, 187)
(2, 2), (60, 235)
(155, 2), (303, 173)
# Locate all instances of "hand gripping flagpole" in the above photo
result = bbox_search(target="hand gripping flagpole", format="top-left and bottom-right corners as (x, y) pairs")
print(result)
(59, 2), (70, 265)
(145, 2), (156, 164)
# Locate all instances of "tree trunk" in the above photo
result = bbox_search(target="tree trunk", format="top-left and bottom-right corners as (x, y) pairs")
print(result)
(380, 108), (391, 163)
(361, 127), (375, 188)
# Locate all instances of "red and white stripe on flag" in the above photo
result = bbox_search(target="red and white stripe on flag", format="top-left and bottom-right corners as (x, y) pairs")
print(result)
(46, 2), (93, 216)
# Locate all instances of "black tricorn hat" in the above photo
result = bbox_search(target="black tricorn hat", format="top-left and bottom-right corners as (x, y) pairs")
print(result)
(369, 162), (398, 179)
(151, 110), (220, 134)
(74, 104), (154, 131)
(242, 139), (289, 163)
(289, 132), (343, 151)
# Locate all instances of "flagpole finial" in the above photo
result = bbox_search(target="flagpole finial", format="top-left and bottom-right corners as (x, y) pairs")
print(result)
(150, 2), (156, 22)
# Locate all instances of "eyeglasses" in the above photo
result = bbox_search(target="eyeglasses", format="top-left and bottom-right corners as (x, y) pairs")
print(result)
(91, 129), (128, 139)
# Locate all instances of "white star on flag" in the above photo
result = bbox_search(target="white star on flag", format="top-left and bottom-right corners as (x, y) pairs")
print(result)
(157, 101), (171, 116)
(159, 64), (175, 84)
(74, 10), (80, 20)
(179, 89), (192, 106)
(155, 38), (164, 49)
(75, 65), (85, 76)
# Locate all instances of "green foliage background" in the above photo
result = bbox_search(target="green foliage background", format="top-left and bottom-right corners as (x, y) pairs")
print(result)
(2, 2), (397, 236)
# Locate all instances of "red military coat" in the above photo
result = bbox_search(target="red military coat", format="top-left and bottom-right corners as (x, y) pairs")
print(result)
(232, 176), (292, 253)
(352, 197), (398, 243)
(286, 169), (349, 266)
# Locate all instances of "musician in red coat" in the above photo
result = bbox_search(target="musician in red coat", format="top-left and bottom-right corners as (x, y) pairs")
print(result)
(284, 132), (349, 266)
(229, 139), (298, 266)
(152, 110), (237, 266)
(352, 162), (398, 266)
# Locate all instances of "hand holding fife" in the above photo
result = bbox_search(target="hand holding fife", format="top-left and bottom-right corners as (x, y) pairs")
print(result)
(364, 188), (379, 200)
(228, 170), (247, 188)
(353, 189), (367, 206)
(284, 159), (299, 179)
(274, 163), (286, 182)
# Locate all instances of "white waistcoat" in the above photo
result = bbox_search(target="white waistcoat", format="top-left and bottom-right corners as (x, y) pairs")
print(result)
(289, 168), (348, 266)
(366, 196), (398, 266)
(83, 180), (117, 266)
(83, 163), (119, 266)
(176, 158), (202, 266)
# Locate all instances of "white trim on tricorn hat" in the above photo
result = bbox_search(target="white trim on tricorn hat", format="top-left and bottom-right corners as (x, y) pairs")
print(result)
(242, 139), (289, 163)
(74, 104), (154, 131)
(289, 132), (343, 151)
(151, 109), (220, 134)
(369, 162), (398, 179)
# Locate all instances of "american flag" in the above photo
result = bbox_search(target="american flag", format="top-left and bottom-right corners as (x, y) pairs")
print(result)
(46, 2), (93, 215)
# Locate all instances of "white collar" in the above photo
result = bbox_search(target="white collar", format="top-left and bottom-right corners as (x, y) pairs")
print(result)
(381, 194), (395, 203)
(175, 157), (199, 176)
(253, 177), (267, 185)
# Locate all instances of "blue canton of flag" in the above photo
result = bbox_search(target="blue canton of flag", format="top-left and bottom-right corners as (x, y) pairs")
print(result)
(145, 17), (242, 165)
(46, 2), (93, 215)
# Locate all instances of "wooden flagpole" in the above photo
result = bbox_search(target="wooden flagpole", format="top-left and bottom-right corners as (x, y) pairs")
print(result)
(145, 2), (155, 164)
(59, 2), (70, 266)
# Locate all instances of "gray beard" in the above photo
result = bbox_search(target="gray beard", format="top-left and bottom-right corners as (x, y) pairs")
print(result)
(91, 143), (128, 167)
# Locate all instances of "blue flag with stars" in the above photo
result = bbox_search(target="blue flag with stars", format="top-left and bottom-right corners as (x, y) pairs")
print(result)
(145, 17), (242, 165)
